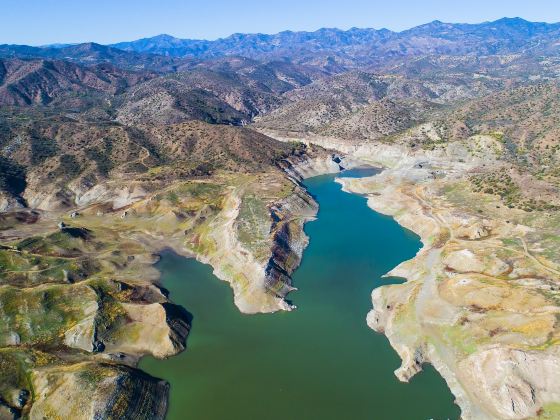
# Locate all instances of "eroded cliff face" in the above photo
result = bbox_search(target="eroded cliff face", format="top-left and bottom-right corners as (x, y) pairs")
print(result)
(30, 363), (170, 420)
(262, 153), (353, 304)
(264, 187), (318, 302)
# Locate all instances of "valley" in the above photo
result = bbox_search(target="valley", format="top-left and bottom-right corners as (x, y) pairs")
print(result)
(0, 16), (559, 420)
(140, 168), (460, 420)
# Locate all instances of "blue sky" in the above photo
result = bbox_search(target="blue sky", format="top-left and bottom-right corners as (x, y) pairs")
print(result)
(2, 0), (560, 45)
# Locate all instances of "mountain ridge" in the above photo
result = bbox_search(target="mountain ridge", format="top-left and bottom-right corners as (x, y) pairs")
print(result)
(108, 17), (560, 58)
(2, 17), (560, 74)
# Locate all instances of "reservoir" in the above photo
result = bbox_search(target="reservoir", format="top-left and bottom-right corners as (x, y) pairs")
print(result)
(141, 168), (460, 419)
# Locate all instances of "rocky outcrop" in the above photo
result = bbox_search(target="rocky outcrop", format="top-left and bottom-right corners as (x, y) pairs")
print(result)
(30, 362), (169, 420)
(101, 301), (190, 358)
(0, 225), (190, 419)
(457, 347), (560, 419)
(206, 151), (366, 312)
(264, 186), (318, 301)
(279, 153), (344, 179)
(0, 192), (26, 213)
(193, 176), (320, 313)
(0, 399), (19, 420)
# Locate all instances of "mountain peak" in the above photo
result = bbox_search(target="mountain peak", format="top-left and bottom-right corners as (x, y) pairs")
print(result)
(494, 16), (529, 24)
(63, 42), (110, 53)
(151, 34), (178, 41)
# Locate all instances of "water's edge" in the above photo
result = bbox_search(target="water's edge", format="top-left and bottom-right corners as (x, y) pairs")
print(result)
(141, 168), (460, 419)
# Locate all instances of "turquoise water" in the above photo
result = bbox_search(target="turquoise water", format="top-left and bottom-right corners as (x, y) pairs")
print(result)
(141, 168), (460, 419)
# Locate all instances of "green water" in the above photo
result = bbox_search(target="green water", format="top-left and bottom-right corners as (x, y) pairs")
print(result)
(141, 168), (460, 420)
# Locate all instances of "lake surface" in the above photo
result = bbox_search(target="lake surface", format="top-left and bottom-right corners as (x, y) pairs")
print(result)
(141, 168), (460, 419)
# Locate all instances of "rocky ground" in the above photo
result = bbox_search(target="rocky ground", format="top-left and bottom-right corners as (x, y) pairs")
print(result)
(0, 138), (341, 418)
(260, 128), (560, 419)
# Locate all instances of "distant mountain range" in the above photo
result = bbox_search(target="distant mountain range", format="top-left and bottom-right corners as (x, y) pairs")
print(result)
(0, 18), (559, 69)
(1, 17), (559, 124)
(109, 17), (560, 59)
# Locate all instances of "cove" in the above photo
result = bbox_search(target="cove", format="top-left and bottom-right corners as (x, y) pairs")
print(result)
(141, 168), (461, 420)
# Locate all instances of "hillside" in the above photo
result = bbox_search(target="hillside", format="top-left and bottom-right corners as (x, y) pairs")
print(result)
(0, 58), (151, 107)
(115, 61), (317, 125)
(253, 70), (502, 142)
(387, 81), (560, 173)
(0, 55), (323, 125)
(0, 116), (299, 210)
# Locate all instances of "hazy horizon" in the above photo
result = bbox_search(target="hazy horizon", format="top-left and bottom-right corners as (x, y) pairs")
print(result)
(2, 0), (560, 46)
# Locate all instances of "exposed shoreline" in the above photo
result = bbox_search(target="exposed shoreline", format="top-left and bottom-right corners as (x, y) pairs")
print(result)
(0, 143), (358, 418)
(263, 130), (560, 420)
(2, 130), (559, 418)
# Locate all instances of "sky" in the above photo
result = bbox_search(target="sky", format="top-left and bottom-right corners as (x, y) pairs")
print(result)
(2, 0), (560, 45)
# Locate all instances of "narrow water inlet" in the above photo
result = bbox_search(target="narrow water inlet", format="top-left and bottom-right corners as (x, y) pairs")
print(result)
(141, 168), (461, 420)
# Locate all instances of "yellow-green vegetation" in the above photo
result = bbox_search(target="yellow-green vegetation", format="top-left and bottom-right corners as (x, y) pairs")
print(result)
(87, 279), (128, 342)
(30, 361), (169, 420)
(487, 131), (505, 143)
(465, 134), (504, 158)
(538, 231), (560, 263)
(0, 167), (305, 401)
(236, 194), (271, 262)
(391, 285), (421, 342)
(0, 226), (106, 287)
(432, 228), (451, 248)
(441, 180), (496, 214)
(346, 150), (560, 419)
(534, 403), (560, 419)
(0, 187), (203, 414)
(0, 249), (101, 288)
(0, 349), (35, 403)
(439, 324), (480, 356)
(469, 172), (559, 212)
(0, 127), (316, 415)
(0, 283), (97, 345)
(0, 348), (58, 410)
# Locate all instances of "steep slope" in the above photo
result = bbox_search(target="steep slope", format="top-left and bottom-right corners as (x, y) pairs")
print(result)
(0, 115), (326, 418)
(115, 61), (317, 125)
(254, 70), (500, 142)
(0, 42), (189, 72)
(0, 58), (151, 107)
(394, 82), (560, 181)
(0, 117), (296, 209)
(0, 54), (320, 125)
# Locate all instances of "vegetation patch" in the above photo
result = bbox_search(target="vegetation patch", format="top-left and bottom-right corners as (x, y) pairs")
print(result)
(469, 172), (560, 212)
(236, 195), (271, 261)
(0, 156), (26, 196)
